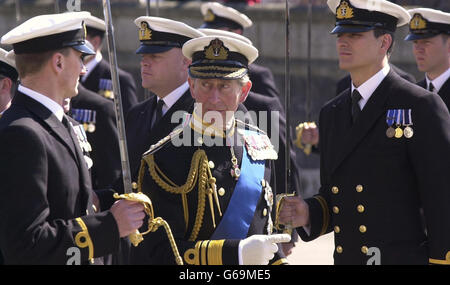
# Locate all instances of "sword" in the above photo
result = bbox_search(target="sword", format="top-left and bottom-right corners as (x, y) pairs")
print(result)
(101, 0), (183, 264)
(275, 0), (295, 232)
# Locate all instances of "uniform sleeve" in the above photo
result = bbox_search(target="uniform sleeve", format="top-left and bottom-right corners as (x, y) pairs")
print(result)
(407, 94), (450, 265)
(0, 125), (120, 264)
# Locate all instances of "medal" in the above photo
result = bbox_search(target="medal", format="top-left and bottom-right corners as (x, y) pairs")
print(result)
(403, 109), (414, 139)
(386, 109), (396, 138)
(88, 123), (96, 133)
(394, 109), (403, 138)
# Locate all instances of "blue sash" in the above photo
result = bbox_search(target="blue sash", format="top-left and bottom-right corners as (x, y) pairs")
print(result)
(211, 130), (266, 239)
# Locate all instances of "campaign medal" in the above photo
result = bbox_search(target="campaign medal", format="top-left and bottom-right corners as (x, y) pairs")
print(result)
(403, 109), (414, 139)
(385, 109), (396, 138)
(87, 110), (96, 133)
(394, 109), (403, 139)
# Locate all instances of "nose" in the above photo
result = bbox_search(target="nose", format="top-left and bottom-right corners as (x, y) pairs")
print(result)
(80, 63), (87, 76)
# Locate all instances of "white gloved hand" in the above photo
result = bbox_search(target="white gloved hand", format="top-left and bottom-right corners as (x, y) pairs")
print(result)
(240, 234), (291, 265)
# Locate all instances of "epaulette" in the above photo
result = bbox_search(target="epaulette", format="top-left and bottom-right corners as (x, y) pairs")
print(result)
(142, 127), (184, 157)
(235, 119), (267, 135)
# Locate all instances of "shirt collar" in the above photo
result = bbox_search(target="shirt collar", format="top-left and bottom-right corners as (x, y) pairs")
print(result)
(81, 51), (102, 82)
(426, 67), (450, 93)
(157, 81), (189, 115)
(18, 84), (65, 122)
(351, 64), (390, 110)
(190, 105), (235, 138)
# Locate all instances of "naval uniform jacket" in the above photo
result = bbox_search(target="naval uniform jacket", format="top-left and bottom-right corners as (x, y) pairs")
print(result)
(0, 91), (120, 264)
(297, 71), (450, 265)
(131, 121), (287, 265)
(417, 77), (450, 112)
(120, 89), (195, 191)
(70, 85), (121, 190)
(81, 59), (138, 117)
(248, 63), (280, 99)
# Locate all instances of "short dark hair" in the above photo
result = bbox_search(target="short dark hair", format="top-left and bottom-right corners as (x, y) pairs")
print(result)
(373, 29), (395, 57)
(15, 48), (71, 78)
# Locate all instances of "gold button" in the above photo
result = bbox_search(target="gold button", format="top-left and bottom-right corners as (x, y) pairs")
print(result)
(132, 182), (138, 190)
(356, 185), (363, 192)
(359, 225), (367, 233)
(357, 204), (365, 213)
(333, 206), (340, 214)
(334, 226), (340, 233)
(218, 187), (225, 196)
(261, 179), (266, 187)
(197, 137), (203, 145)
(208, 161), (215, 169)
(263, 208), (268, 216)
(331, 186), (339, 194)
(336, 246), (343, 253)
(361, 246), (368, 254)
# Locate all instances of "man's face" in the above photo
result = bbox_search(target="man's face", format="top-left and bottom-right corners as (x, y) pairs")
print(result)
(140, 48), (188, 96)
(413, 35), (450, 76)
(60, 48), (86, 99)
(188, 77), (251, 125)
(336, 30), (385, 73)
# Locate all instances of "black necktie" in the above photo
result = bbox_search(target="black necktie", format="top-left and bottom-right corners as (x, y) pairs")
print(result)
(428, 82), (435, 92)
(351, 89), (362, 123)
(153, 99), (165, 128)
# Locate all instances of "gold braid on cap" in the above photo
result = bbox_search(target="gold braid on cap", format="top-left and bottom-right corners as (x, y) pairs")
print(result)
(141, 149), (221, 241)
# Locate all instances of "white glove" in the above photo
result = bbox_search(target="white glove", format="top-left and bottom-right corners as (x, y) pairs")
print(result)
(239, 234), (291, 265)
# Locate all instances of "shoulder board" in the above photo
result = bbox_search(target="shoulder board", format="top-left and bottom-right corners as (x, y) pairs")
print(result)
(142, 127), (184, 158)
(235, 119), (267, 135)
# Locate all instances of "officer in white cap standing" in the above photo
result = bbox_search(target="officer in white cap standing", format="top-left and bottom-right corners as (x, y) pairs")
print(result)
(0, 49), (18, 118)
(114, 17), (205, 201)
(81, 15), (138, 117)
(405, 8), (450, 111)
(0, 12), (146, 264)
(134, 34), (291, 265)
(200, 2), (280, 99)
(278, 0), (450, 265)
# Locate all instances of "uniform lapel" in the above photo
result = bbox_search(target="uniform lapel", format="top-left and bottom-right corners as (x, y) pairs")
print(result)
(438, 77), (450, 109)
(150, 90), (195, 144)
(16, 92), (79, 163)
(330, 71), (393, 175)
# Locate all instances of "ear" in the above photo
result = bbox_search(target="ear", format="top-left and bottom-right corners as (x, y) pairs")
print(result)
(380, 33), (392, 54)
(182, 56), (192, 71)
(238, 80), (252, 103)
(0, 77), (12, 93)
(51, 52), (65, 74)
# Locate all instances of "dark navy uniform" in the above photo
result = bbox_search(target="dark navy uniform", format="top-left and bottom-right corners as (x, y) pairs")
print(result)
(124, 90), (194, 187)
(295, 0), (450, 265)
(70, 85), (121, 190)
(248, 63), (280, 98)
(81, 59), (138, 117)
(0, 12), (121, 265)
(417, 77), (450, 111)
(297, 70), (450, 265)
(132, 120), (287, 265)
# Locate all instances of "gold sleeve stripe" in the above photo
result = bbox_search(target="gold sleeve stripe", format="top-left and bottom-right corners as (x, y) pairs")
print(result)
(271, 258), (288, 265)
(313, 196), (329, 236)
(183, 240), (225, 265)
(201, 240), (209, 265)
(75, 217), (94, 263)
(429, 251), (450, 265)
(207, 240), (224, 265)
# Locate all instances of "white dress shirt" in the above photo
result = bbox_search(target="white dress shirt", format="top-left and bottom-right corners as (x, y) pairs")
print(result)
(426, 67), (450, 93)
(351, 64), (391, 111)
(18, 84), (65, 122)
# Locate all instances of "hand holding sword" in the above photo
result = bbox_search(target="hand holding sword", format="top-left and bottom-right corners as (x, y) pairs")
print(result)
(101, 0), (183, 264)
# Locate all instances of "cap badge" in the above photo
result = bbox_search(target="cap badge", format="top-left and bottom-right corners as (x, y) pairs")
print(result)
(204, 9), (215, 22)
(204, 38), (229, 60)
(336, 0), (354, 20)
(139, 22), (152, 41)
(410, 14), (427, 30)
